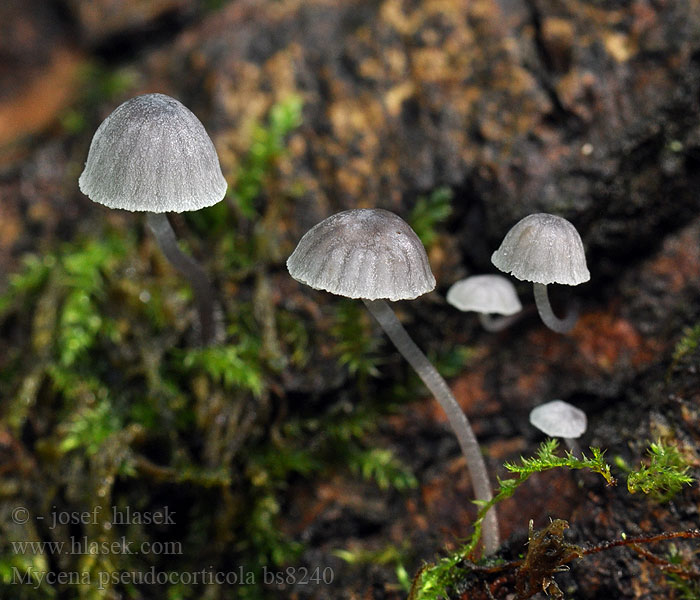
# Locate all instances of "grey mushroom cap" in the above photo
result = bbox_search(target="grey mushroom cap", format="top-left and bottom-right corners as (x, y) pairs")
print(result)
(286, 208), (436, 301)
(529, 400), (587, 439)
(446, 274), (522, 316)
(79, 93), (227, 213)
(491, 213), (590, 285)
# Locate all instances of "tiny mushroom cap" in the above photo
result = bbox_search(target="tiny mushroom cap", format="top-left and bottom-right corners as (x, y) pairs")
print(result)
(286, 208), (436, 301)
(491, 213), (590, 286)
(529, 400), (587, 439)
(446, 275), (522, 316)
(79, 93), (227, 213)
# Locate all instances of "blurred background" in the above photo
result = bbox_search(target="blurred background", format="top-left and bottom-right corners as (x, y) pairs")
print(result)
(1, 0), (700, 598)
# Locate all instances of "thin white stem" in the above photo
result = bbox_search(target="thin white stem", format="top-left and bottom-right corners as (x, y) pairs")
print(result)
(533, 283), (577, 334)
(147, 212), (222, 346)
(478, 312), (520, 332)
(564, 437), (582, 458)
(363, 299), (499, 555)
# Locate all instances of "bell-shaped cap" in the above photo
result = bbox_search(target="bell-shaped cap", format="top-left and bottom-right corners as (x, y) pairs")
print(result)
(287, 208), (436, 301)
(446, 275), (522, 316)
(79, 93), (227, 213)
(529, 400), (587, 439)
(491, 213), (590, 285)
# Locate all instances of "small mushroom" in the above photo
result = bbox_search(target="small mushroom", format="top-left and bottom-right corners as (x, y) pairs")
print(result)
(287, 208), (499, 555)
(79, 93), (227, 344)
(529, 399), (587, 455)
(491, 213), (589, 334)
(446, 274), (522, 332)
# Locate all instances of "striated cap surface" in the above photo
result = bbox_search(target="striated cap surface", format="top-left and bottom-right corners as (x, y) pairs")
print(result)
(446, 274), (522, 316)
(529, 400), (587, 438)
(79, 93), (227, 213)
(491, 213), (590, 285)
(287, 208), (436, 301)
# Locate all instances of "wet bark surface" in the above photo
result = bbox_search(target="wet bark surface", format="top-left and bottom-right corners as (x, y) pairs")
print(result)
(1, 1), (699, 599)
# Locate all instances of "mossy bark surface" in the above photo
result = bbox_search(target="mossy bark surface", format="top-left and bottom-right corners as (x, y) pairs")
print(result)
(1, 1), (700, 599)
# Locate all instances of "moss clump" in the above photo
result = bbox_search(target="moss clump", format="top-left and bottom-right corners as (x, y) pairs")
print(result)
(0, 97), (423, 599)
(623, 440), (694, 502)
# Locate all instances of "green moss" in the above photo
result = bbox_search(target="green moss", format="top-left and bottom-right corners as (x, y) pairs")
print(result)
(347, 447), (418, 491)
(672, 323), (700, 363)
(411, 440), (614, 600)
(60, 62), (137, 135)
(180, 341), (264, 397)
(666, 546), (700, 600)
(0, 97), (319, 598)
(332, 299), (382, 381)
(228, 95), (303, 219)
(408, 187), (453, 248)
(334, 543), (413, 592)
(622, 440), (694, 502)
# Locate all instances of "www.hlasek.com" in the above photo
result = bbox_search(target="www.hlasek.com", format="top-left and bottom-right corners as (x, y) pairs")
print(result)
(11, 566), (335, 590)
(12, 537), (182, 556)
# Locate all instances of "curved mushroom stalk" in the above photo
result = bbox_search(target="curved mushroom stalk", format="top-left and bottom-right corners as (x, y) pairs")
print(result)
(287, 209), (500, 555)
(147, 213), (223, 346)
(478, 312), (521, 332)
(533, 283), (578, 334)
(362, 298), (499, 556)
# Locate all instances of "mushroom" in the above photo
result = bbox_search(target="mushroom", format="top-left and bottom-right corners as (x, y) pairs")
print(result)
(287, 208), (499, 555)
(491, 213), (589, 334)
(446, 274), (522, 332)
(79, 93), (227, 345)
(529, 399), (587, 456)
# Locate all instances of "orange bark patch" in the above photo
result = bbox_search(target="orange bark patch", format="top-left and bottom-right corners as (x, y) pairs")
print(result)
(488, 436), (528, 461)
(452, 369), (491, 414)
(0, 48), (83, 147)
(647, 226), (700, 292)
(514, 360), (551, 398)
(498, 468), (579, 540)
(420, 461), (475, 533)
(572, 312), (656, 370)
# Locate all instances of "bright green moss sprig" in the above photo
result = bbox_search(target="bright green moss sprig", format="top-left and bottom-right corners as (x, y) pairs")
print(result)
(0, 255), (51, 316)
(332, 299), (382, 381)
(672, 323), (700, 363)
(413, 438), (696, 600)
(625, 440), (694, 502)
(58, 396), (122, 456)
(180, 342), (264, 397)
(347, 447), (418, 491)
(668, 322), (700, 379)
(334, 543), (413, 592)
(409, 187), (453, 248)
(229, 95), (303, 218)
(470, 440), (613, 558)
(58, 237), (125, 365)
(412, 439), (614, 600)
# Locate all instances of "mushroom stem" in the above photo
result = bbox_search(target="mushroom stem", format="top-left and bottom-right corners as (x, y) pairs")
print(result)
(563, 437), (582, 458)
(146, 212), (222, 346)
(362, 298), (499, 555)
(533, 283), (578, 334)
(478, 312), (520, 332)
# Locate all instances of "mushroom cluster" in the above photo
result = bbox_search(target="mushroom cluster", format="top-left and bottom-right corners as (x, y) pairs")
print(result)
(78, 92), (594, 561)
(285, 208), (590, 557)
